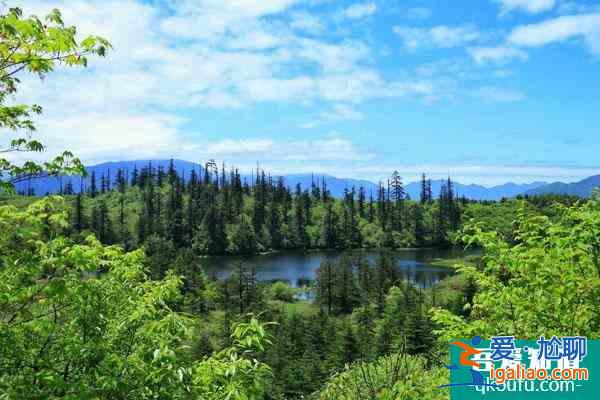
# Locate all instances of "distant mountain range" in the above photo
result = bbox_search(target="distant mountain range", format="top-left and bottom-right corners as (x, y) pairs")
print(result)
(13, 158), (596, 200)
(524, 175), (600, 197)
(283, 175), (548, 201)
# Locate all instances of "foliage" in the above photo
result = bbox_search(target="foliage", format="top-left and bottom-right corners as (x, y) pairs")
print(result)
(0, 7), (110, 192)
(192, 316), (273, 400)
(433, 200), (600, 339)
(0, 197), (192, 398)
(316, 353), (447, 400)
(266, 281), (298, 302)
(0, 197), (276, 399)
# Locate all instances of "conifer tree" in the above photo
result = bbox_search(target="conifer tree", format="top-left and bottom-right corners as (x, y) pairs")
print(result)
(227, 214), (257, 255)
(89, 170), (97, 198)
(339, 319), (359, 364)
(92, 198), (113, 244)
(73, 192), (84, 232)
(267, 202), (282, 249)
(420, 173), (429, 204)
(413, 203), (426, 246)
(390, 171), (405, 232)
(358, 186), (366, 218)
(320, 202), (338, 248)
(293, 184), (308, 247)
(63, 180), (74, 195)
(316, 260), (335, 314)
(193, 204), (227, 255)
(167, 175), (185, 246)
(351, 304), (377, 361)
(368, 191), (375, 223)
(334, 255), (358, 314)
(131, 165), (138, 186)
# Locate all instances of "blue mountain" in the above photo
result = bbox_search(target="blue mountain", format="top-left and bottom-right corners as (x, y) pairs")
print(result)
(14, 159), (548, 200)
(524, 175), (600, 197)
(14, 159), (204, 195)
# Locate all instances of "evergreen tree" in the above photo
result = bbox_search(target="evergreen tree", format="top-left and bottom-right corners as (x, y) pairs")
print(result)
(73, 192), (84, 232)
(167, 176), (185, 246)
(267, 202), (282, 249)
(338, 319), (359, 364)
(334, 255), (358, 314)
(63, 180), (74, 195)
(92, 198), (113, 244)
(358, 186), (366, 218)
(131, 165), (139, 186)
(293, 184), (309, 247)
(89, 171), (97, 198)
(320, 202), (338, 248)
(116, 169), (128, 246)
(351, 304), (377, 361)
(316, 260), (335, 314)
(368, 191), (375, 223)
(413, 203), (426, 246)
(193, 204), (227, 255)
(227, 214), (257, 255)
(390, 171), (405, 232)
(420, 173), (429, 204)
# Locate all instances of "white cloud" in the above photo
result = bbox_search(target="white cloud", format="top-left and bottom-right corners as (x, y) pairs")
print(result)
(343, 2), (377, 19)
(198, 139), (275, 156)
(289, 11), (324, 34)
(404, 7), (432, 20)
(7, 0), (552, 180)
(10, 0), (456, 112)
(494, 0), (556, 14)
(473, 86), (525, 102)
(7, 0), (452, 168)
(164, 0), (301, 19)
(393, 25), (481, 50)
(300, 104), (364, 128)
(299, 121), (320, 129)
(557, 1), (600, 14)
(295, 39), (372, 73)
(508, 13), (600, 54)
(182, 135), (373, 166)
(468, 46), (529, 64)
(324, 104), (365, 121)
(7, 112), (185, 165)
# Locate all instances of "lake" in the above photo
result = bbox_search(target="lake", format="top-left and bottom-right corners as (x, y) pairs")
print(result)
(202, 248), (466, 288)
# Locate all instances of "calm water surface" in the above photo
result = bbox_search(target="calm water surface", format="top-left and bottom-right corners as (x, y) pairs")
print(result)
(203, 248), (466, 288)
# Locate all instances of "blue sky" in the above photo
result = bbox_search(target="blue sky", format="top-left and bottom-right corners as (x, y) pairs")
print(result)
(10, 0), (600, 185)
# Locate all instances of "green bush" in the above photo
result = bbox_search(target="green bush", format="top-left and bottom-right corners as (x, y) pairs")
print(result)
(317, 354), (447, 400)
(267, 281), (298, 302)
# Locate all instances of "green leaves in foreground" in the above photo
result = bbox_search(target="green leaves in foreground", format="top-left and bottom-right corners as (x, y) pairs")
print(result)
(0, 197), (272, 399)
(317, 353), (447, 400)
(433, 200), (600, 340)
(1, 7), (111, 192)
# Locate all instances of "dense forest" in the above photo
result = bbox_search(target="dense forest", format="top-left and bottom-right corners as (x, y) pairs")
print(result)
(1, 6), (599, 400)
(51, 162), (463, 254)
(3, 190), (599, 399)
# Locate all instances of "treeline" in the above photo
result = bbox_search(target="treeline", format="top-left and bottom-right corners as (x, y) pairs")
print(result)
(68, 160), (465, 255)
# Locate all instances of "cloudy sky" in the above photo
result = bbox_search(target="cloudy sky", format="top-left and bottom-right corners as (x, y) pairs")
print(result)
(8, 0), (600, 185)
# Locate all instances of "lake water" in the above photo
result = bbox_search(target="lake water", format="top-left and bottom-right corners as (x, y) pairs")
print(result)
(202, 248), (466, 288)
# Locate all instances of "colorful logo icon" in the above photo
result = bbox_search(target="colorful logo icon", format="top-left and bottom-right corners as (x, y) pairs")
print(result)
(438, 336), (501, 388)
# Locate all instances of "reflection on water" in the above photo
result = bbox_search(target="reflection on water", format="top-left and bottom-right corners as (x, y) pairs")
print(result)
(202, 248), (466, 289)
